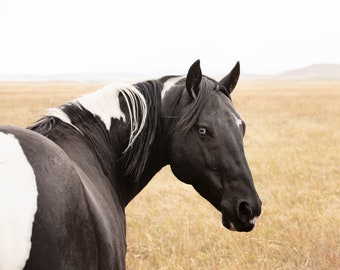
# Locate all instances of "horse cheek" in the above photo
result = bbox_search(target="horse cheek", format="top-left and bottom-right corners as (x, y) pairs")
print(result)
(168, 136), (195, 185)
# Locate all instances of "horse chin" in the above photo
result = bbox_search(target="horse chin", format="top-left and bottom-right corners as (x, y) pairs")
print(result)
(222, 215), (255, 232)
(222, 218), (237, 231)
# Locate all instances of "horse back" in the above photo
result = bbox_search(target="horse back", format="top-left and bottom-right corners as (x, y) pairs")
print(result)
(0, 126), (125, 269)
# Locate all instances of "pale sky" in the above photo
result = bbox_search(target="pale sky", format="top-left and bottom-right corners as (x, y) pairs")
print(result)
(0, 0), (339, 76)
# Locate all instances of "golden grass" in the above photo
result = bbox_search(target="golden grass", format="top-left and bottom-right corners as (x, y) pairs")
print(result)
(0, 80), (339, 269)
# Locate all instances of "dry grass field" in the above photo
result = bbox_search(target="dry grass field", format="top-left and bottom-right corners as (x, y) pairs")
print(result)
(0, 80), (339, 269)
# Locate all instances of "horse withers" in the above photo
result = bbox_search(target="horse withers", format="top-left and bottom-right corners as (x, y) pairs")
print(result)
(0, 60), (261, 269)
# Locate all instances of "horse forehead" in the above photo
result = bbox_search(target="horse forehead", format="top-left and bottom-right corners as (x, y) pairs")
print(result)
(203, 93), (243, 126)
(204, 92), (234, 114)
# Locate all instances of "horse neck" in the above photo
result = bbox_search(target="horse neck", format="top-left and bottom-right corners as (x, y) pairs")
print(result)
(29, 80), (181, 206)
(50, 80), (168, 206)
(122, 77), (186, 204)
(29, 84), (144, 198)
(120, 79), (169, 204)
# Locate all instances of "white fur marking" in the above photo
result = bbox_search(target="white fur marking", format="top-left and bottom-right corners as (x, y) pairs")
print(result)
(75, 83), (147, 151)
(250, 216), (258, 225)
(47, 107), (82, 133)
(76, 83), (127, 130)
(231, 112), (242, 128)
(48, 82), (147, 152)
(229, 223), (237, 231)
(0, 132), (38, 270)
(161, 76), (183, 99)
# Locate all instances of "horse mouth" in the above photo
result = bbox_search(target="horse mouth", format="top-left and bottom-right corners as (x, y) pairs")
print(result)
(222, 218), (237, 231)
(221, 215), (256, 232)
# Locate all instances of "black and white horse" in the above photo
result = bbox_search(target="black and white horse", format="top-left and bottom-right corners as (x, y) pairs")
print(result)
(0, 60), (261, 269)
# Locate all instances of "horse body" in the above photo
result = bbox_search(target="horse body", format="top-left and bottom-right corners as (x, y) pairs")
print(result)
(0, 60), (261, 269)
(1, 125), (126, 269)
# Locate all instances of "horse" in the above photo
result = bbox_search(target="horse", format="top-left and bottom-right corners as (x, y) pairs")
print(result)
(0, 60), (261, 269)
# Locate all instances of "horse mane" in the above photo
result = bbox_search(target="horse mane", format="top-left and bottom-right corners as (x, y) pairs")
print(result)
(162, 76), (219, 135)
(120, 80), (163, 181)
(28, 81), (163, 184)
(29, 116), (57, 136)
(180, 77), (218, 132)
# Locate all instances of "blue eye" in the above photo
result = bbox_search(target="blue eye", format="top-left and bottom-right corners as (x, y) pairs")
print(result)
(198, 127), (207, 136)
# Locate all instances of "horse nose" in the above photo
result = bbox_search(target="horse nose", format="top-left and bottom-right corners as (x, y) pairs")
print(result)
(237, 198), (262, 222)
(237, 200), (253, 221)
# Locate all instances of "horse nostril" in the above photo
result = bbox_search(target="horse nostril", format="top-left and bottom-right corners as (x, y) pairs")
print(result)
(238, 201), (253, 219)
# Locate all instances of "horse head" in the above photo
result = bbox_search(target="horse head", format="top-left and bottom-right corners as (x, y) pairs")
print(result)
(164, 60), (262, 232)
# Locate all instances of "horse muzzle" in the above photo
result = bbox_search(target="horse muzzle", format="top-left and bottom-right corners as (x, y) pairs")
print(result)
(222, 215), (258, 232)
(221, 199), (262, 232)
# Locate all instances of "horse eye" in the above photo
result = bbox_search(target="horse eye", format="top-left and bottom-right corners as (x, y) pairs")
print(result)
(198, 127), (207, 136)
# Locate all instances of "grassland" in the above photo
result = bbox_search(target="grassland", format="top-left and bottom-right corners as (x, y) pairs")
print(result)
(0, 80), (339, 269)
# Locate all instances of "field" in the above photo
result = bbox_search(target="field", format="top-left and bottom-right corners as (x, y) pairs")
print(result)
(0, 80), (339, 269)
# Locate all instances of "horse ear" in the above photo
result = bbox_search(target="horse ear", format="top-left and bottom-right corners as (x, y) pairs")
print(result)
(219, 61), (240, 94)
(186, 59), (202, 99)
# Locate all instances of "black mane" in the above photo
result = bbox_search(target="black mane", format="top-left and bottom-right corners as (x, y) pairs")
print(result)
(162, 76), (221, 135)
(120, 80), (163, 182)
(28, 116), (57, 136)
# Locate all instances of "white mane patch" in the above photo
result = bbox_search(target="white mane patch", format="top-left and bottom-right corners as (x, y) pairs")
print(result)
(0, 132), (38, 270)
(116, 84), (147, 152)
(161, 76), (183, 99)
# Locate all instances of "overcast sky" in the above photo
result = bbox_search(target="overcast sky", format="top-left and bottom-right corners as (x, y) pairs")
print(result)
(0, 0), (339, 76)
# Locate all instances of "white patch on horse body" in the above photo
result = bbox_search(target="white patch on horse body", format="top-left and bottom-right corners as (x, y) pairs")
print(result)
(0, 132), (38, 270)
(230, 112), (242, 128)
(161, 76), (183, 99)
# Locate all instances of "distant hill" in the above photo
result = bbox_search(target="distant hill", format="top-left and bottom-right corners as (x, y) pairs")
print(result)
(0, 73), (150, 83)
(278, 64), (340, 80)
(1, 64), (340, 82)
